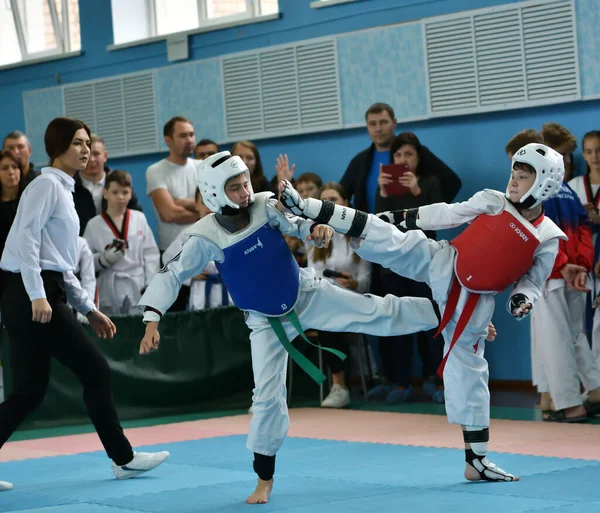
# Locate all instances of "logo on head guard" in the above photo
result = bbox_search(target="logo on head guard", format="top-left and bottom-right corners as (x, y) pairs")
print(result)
(244, 237), (264, 255)
(281, 303), (287, 311)
(231, 159), (239, 167)
(517, 149), (526, 156)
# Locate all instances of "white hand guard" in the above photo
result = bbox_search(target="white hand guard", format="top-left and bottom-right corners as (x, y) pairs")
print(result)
(280, 179), (370, 238)
(509, 293), (531, 320)
(280, 179), (306, 216)
(98, 246), (125, 269)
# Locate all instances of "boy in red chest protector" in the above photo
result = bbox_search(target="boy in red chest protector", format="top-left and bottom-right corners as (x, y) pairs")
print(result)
(280, 143), (574, 482)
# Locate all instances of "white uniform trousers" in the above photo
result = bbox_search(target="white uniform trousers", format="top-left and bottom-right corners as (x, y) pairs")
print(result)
(592, 283), (600, 370)
(245, 267), (439, 456)
(532, 286), (600, 409)
(353, 216), (495, 427)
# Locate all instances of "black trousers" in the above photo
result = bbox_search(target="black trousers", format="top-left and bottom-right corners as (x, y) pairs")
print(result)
(0, 271), (133, 465)
(318, 330), (350, 374)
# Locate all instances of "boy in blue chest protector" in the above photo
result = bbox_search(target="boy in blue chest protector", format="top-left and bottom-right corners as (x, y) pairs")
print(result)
(138, 151), (440, 504)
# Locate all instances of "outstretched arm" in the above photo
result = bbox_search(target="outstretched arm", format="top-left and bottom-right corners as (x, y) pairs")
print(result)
(379, 190), (506, 231)
(279, 180), (370, 238)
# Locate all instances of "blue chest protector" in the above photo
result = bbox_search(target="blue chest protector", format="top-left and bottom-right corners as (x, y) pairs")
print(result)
(180, 193), (345, 383)
(199, 194), (345, 384)
(216, 222), (344, 383)
(216, 223), (300, 316)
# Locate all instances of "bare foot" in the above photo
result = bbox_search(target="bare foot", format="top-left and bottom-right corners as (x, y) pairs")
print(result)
(246, 478), (274, 504)
(587, 387), (600, 403)
(569, 405), (587, 417)
(540, 392), (552, 412)
(464, 461), (519, 482)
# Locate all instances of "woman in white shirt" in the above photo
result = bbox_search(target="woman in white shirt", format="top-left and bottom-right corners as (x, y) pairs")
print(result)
(0, 117), (168, 491)
(307, 182), (372, 408)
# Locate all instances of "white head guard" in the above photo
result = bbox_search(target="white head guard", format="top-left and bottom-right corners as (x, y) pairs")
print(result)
(507, 143), (564, 209)
(196, 151), (254, 213)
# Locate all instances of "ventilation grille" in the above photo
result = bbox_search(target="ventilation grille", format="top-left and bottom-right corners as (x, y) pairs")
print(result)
(63, 72), (158, 156)
(424, 0), (578, 114)
(222, 38), (341, 138)
(522, 1), (578, 100)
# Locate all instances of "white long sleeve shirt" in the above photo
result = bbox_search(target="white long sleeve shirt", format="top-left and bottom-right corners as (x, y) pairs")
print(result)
(75, 236), (97, 303)
(80, 172), (106, 214)
(0, 167), (95, 314)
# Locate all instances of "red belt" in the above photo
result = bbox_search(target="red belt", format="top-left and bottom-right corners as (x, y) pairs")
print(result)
(435, 276), (480, 378)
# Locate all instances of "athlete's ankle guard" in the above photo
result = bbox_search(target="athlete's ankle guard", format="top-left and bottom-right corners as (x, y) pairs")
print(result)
(253, 453), (276, 481)
(304, 198), (369, 238)
(463, 427), (489, 456)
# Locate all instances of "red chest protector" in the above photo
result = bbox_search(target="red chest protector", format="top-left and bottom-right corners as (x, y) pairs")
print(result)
(452, 209), (541, 292)
(436, 206), (544, 377)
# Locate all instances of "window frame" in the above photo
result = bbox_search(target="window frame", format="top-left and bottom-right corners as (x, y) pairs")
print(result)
(109, 0), (279, 50)
(1, 0), (80, 70)
(310, 0), (362, 9)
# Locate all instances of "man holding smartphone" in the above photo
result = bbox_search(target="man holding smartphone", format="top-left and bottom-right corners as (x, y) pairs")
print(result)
(339, 103), (461, 214)
(339, 105), (461, 404)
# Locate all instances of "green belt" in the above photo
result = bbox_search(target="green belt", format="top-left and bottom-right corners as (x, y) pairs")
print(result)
(268, 310), (347, 384)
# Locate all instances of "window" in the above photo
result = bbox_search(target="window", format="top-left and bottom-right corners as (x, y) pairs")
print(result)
(111, 0), (278, 46)
(0, 0), (80, 67)
(310, 0), (360, 8)
(155, 0), (199, 35)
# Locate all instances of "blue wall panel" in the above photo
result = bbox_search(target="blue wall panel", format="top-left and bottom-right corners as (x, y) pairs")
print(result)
(22, 87), (64, 166)
(575, 0), (600, 98)
(155, 58), (226, 150)
(338, 22), (428, 125)
(3, 0), (600, 380)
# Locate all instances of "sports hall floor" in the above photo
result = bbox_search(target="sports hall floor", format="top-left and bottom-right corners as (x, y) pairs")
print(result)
(1, 392), (599, 513)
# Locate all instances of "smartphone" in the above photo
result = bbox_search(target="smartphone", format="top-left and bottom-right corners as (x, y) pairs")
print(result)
(323, 269), (347, 279)
(381, 163), (411, 198)
(112, 238), (128, 251)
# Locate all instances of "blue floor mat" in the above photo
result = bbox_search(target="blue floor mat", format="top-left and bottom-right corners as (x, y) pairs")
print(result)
(1, 436), (599, 513)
